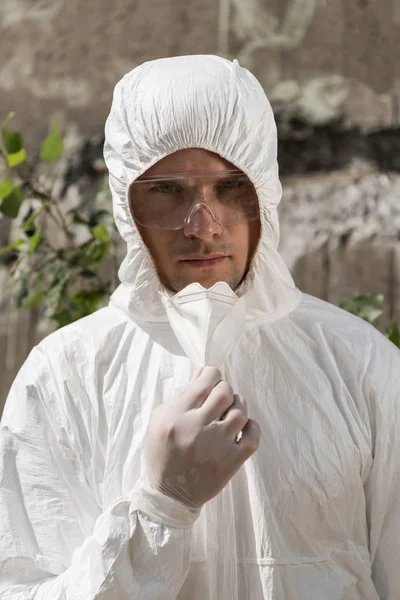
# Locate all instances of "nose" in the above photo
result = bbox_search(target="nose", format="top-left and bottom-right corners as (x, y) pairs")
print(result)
(183, 203), (223, 239)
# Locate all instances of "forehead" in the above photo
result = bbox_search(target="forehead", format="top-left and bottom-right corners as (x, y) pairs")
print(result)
(138, 148), (241, 179)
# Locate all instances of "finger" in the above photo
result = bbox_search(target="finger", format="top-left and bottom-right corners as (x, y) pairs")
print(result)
(237, 419), (261, 459)
(170, 367), (206, 400)
(190, 367), (204, 382)
(176, 366), (222, 411)
(226, 419), (261, 474)
(221, 394), (248, 421)
(220, 395), (248, 439)
(199, 380), (234, 424)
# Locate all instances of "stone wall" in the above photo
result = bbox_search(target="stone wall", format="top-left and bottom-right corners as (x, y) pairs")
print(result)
(280, 164), (400, 330)
(1, 0), (400, 144)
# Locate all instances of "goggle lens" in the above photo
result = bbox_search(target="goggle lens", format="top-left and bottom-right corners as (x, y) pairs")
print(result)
(129, 170), (259, 230)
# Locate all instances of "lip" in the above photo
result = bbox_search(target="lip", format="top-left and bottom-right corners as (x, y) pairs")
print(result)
(180, 254), (229, 268)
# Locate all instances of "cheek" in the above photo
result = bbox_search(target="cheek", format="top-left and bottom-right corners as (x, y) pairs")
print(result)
(137, 227), (168, 261)
(142, 230), (181, 279)
(138, 226), (161, 250)
(235, 221), (260, 262)
(248, 220), (261, 256)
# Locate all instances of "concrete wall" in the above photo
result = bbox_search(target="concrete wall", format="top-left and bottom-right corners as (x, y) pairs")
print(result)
(1, 0), (400, 147)
(228, 0), (400, 129)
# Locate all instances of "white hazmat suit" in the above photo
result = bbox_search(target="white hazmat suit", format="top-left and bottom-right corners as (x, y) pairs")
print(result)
(1, 55), (400, 600)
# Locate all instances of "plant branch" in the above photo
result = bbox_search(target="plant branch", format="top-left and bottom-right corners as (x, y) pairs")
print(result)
(52, 199), (75, 240)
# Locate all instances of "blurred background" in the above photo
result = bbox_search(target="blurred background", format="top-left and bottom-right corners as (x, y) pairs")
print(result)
(1, 0), (400, 410)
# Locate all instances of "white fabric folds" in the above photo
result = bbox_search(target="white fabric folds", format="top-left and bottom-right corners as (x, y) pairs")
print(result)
(160, 282), (247, 368)
(1, 55), (400, 600)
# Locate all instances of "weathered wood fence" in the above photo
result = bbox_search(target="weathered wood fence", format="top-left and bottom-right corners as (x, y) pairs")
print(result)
(293, 240), (400, 331)
(0, 283), (45, 414)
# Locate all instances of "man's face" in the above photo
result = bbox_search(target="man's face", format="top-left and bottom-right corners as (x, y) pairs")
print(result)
(129, 149), (261, 293)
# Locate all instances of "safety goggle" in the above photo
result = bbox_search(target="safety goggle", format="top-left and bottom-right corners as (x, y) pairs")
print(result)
(129, 170), (259, 230)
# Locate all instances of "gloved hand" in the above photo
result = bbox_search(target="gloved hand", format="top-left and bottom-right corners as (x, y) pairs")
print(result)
(144, 366), (261, 508)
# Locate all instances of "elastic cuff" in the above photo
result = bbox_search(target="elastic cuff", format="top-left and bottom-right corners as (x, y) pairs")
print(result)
(130, 478), (201, 529)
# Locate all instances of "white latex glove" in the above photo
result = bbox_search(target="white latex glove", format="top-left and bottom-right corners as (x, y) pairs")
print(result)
(144, 366), (261, 508)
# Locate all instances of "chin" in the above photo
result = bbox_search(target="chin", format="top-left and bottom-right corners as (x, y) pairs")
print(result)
(162, 265), (243, 293)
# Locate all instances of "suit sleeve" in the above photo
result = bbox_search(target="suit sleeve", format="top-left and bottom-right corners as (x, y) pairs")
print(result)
(0, 347), (199, 599)
(363, 336), (400, 599)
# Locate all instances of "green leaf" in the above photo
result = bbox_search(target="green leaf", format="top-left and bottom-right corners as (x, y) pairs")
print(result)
(20, 208), (37, 235)
(14, 274), (29, 307)
(45, 271), (70, 318)
(50, 267), (68, 289)
(24, 289), (43, 309)
(80, 268), (97, 278)
(90, 240), (110, 264)
(0, 187), (23, 218)
(88, 210), (110, 228)
(2, 129), (23, 154)
(0, 178), (15, 200)
(29, 229), (42, 253)
(79, 239), (110, 267)
(72, 289), (106, 311)
(339, 293), (384, 324)
(388, 322), (400, 349)
(69, 210), (88, 225)
(0, 238), (25, 257)
(40, 122), (64, 162)
(52, 309), (73, 329)
(91, 223), (109, 241)
(32, 189), (50, 201)
(7, 148), (26, 167)
(0, 112), (15, 129)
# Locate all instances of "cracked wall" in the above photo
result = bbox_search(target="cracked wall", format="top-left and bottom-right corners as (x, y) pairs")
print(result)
(1, 0), (400, 145)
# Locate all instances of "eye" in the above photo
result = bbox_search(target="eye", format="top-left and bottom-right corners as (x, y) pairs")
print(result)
(217, 176), (251, 192)
(150, 183), (181, 194)
(219, 178), (243, 189)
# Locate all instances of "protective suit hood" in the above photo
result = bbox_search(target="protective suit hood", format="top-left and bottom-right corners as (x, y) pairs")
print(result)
(104, 55), (300, 327)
